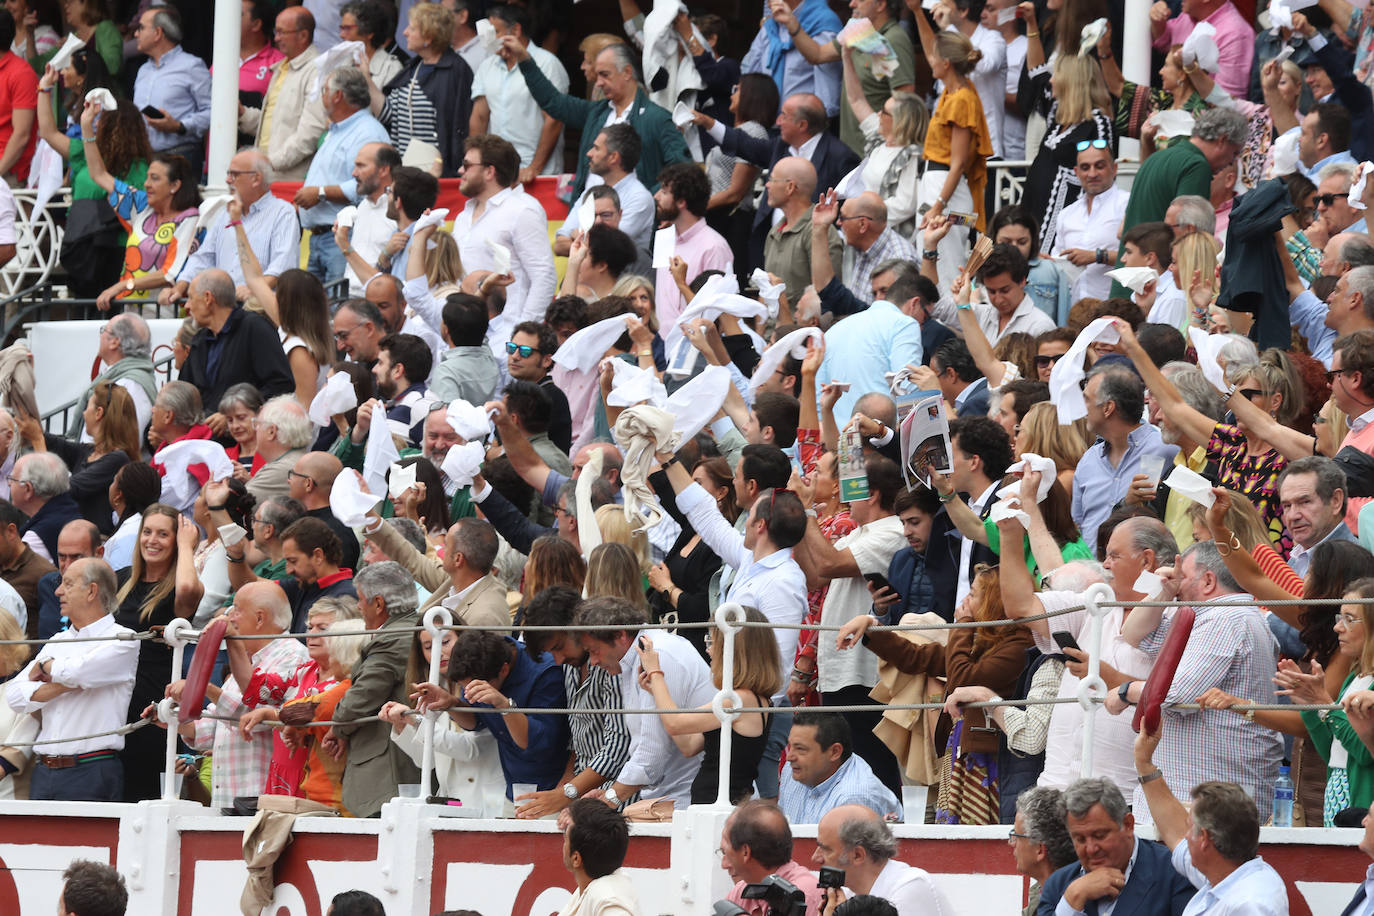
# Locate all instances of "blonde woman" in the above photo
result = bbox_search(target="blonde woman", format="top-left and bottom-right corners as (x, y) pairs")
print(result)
(912, 13), (992, 288)
(585, 542), (649, 611)
(1173, 231), (1222, 331)
(1014, 401), (1088, 493)
(1020, 53), (1114, 253)
(638, 605), (781, 804)
(594, 504), (651, 577)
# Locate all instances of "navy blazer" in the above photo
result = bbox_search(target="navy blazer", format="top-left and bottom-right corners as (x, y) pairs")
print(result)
(1343, 882), (1370, 916)
(1038, 839), (1195, 916)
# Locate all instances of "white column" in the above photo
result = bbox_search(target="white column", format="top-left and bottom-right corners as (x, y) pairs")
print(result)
(206, 0), (241, 187)
(1120, 0), (1153, 162)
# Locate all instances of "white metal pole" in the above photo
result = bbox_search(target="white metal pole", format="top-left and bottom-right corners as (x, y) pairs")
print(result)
(160, 618), (194, 801)
(1120, 0), (1152, 161)
(206, 0), (241, 187)
(1077, 583), (1113, 779)
(712, 603), (745, 807)
(420, 607), (453, 801)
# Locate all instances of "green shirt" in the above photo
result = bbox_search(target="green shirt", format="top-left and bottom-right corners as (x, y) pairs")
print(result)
(1118, 139), (1212, 245)
(254, 557), (288, 581)
(1301, 668), (1374, 820)
(69, 137), (148, 202)
(834, 18), (917, 155)
(983, 518), (1094, 584)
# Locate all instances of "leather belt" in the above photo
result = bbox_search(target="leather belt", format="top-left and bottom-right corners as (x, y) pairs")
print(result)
(37, 750), (118, 769)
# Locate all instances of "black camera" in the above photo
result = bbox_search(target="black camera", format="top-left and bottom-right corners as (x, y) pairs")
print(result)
(712, 902), (748, 916)
(739, 875), (807, 916)
(817, 867), (846, 890)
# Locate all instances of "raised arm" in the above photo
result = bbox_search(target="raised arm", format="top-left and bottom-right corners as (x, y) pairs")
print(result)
(78, 100), (115, 193)
(1203, 489), (1303, 620)
(1113, 319), (1218, 448)
(35, 67), (68, 158)
(997, 515), (1050, 636)
(232, 197), (279, 323)
(811, 189), (841, 292)
(769, 2), (840, 65)
(932, 473), (991, 545)
(840, 44), (874, 123)
(950, 270), (1014, 388)
(173, 517), (206, 619)
(1133, 728), (1189, 850)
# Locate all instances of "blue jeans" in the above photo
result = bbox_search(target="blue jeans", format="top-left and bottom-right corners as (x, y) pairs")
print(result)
(307, 229), (346, 285)
(31, 755), (124, 801)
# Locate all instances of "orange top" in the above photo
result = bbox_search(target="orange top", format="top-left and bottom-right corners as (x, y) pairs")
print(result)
(286, 679), (352, 814)
(923, 85), (994, 230)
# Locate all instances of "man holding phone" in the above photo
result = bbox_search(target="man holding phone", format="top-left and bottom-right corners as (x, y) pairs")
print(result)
(131, 7), (211, 176)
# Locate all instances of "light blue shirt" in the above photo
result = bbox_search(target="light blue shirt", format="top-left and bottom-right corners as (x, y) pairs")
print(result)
(179, 192), (301, 285)
(741, 21), (841, 117)
(132, 45), (212, 149)
(472, 44), (568, 172)
(1354, 216), (1370, 235)
(1350, 863), (1374, 916)
(1290, 289), (1334, 369)
(1072, 423), (1178, 552)
(1027, 257), (1072, 326)
(818, 298), (923, 423)
(777, 753), (901, 825)
(299, 109), (392, 229)
(1299, 148), (1357, 182)
(1172, 842), (1286, 916)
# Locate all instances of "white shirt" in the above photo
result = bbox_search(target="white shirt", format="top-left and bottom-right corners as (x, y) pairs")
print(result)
(22, 531), (53, 564)
(789, 133), (822, 161)
(1172, 842), (1287, 916)
(0, 576), (24, 634)
(864, 859), (953, 916)
(1351, 406), (1374, 435)
(933, 292), (1056, 343)
(473, 44), (568, 172)
(451, 185), (556, 335)
(6, 613), (139, 754)
(615, 628), (716, 808)
(678, 482), (809, 701)
(345, 193), (398, 297)
(1144, 270), (1187, 331)
(816, 515), (908, 694)
(1052, 185), (1128, 303)
(1002, 35), (1028, 160)
(1351, 863), (1374, 916)
(456, 33), (492, 76)
(104, 513), (140, 571)
(1035, 590), (1156, 800)
(966, 24), (1007, 159)
(956, 482), (997, 605)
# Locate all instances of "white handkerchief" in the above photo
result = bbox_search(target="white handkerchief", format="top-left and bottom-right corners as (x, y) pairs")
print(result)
(553, 314), (633, 372)
(666, 365), (732, 442)
(308, 371), (358, 427)
(1107, 266), (1159, 296)
(750, 327), (822, 392)
(750, 269), (786, 320)
(922, 0), (939, 9)
(1164, 464), (1215, 507)
(387, 461), (417, 500)
(49, 33), (85, 72)
(441, 441), (485, 489)
(85, 88), (117, 111)
(29, 140), (62, 212)
(487, 240), (511, 274)
(1003, 453), (1057, 502)
(1079, 18), (1108, 56)
(330, 470), (383, 528)
(1048, 317), (1120, 424)
(476, 18), (501, 55)
(311, 40), (366, 100)
(363, 406), (400, 495)
(1133, 570), (1164, 597)
(1188, 327), (1228, 392)
(989, 496), (1030, 527)
(445, 399), (492, 442)
(887, 367), (913, 397)
(607, 358), (668, 407)
(1181, 21), (1220, 72)
(577, 193), (596, 233)
(334, 205), (358, 229)
(1268, 0), (1293, 32)
(1149, 108), (1196, 139)
(195, 195), (233, 236)
(402, 138), (442, 170)
(156, 440), (233, 508)
(998, 6), (1018, 23)
(672, 101), (694, 128)
(677, 292), (768, 334)
(652, 225), (677, 269)
(1352, 161), (1374, 210)
(413, 208), (450, 233)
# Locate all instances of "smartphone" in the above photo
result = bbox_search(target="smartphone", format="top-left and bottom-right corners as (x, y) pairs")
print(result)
(140, 104), (165, 119)
(818, 867), (846, 889)
(1051, 631), (1081, 653)
(863, 572), (893, 593)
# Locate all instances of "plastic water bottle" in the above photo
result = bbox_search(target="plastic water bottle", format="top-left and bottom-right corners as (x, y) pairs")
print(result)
(1272, 766), (1294, 827)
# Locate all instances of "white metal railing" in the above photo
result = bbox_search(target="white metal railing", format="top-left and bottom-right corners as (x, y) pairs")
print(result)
(1, 186), (67, 300)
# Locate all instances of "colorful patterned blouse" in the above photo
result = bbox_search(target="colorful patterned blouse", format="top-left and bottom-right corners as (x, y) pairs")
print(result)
(1206, 422), (1291, 556)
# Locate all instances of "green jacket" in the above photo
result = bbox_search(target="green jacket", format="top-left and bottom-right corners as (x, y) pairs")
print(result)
(517, 59), (690, 203)
(1301, 669), (1374, 814)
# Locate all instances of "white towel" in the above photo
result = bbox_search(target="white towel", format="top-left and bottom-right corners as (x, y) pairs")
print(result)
(666, 365), (732, 442)
(445, 399), (492, 442)
(487, 240), (511, 274)
(1164, 464), (1216, 507)
(672, 100), (694, 128)
(750, 269), (786, 321)
(749, 327), (821, 393)
(1352, 161), (1373, 210)
(1188, 327), (1228, 392)
(331, 470), (383, 528)
(440, 441), (484, 489)
(989, 495), (1030, 527)
(1149, 109), (1197, 140)
(1181, 22), (1220, 73)
(311, 40), (366, 100)
(1048, 317), (1120, 424)
(553, 315), (633, 372)
(1106, 266), (1159, 295)
(607, 358), (668, 408)
(195, 195), (233, 236)
(157, 440), (233, 509)
(612, 405), (681, 531)
(1000, 453), (1057, 503)
(85, 88), (117, 111)
(1079, 18), (1108, 56)
(575, 449), (605, 558)
(335, 205), (359, 229)
(48, 33), (84, 72)
(1268, 0), (1293, 33)
(475, 18), (501, 55)
(363, 407), (400, 495)
(308, 371), (358, 427)
(413, 208), (451, 233)
(388, 461), (417, 500)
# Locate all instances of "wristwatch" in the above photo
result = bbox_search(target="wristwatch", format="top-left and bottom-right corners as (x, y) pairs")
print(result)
(603, 786), (621, 807)
(1117, 682), (1135, 706)
(1138, 769), (1164, 785)
(562, 782), (580, 799)
(316, 186), (327, 202)
(124, 278), (135, 292)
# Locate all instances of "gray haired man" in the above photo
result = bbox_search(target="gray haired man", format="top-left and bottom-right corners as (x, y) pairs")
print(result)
(81, 313), (155, 441)
(1009, 787), (1076, 916)
(811, 804), (952, 915)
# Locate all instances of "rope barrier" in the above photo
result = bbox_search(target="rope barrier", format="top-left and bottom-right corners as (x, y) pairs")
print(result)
(3, 716), (155, 748)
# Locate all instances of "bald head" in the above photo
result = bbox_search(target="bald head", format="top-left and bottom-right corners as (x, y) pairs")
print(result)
(779, 93), (826, 146)
(298, 452), (343, 489)
(851, 192), (888, 224)
(235, 580), (293, 633)
(190, 269), (236, 312)
(772, 156), (817, 201)
(56, 519), (101, 572)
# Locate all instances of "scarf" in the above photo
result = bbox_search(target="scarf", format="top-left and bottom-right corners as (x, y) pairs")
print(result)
(73, 357), (158, 441)
(762, 0), (844, 91)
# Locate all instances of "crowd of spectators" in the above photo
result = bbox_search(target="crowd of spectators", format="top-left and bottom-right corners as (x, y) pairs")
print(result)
(7, 0), (1374, 911)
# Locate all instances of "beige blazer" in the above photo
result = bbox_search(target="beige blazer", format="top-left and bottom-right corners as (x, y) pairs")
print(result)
(238, 45), (329, 180)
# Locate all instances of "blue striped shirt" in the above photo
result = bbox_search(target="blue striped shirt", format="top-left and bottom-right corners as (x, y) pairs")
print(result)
(132, 45), (212, 149)
(778, 753), (902, 825)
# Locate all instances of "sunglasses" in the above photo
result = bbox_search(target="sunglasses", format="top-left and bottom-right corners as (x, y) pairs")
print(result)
(1238, 388), (1265, 400)
(1035, 353), (1065, 368)
(506, 342), (540, 358)
(1075, 139), (1109, 152)
(1315, 192), (1350, 207)
(1328, 368), (1356, 383)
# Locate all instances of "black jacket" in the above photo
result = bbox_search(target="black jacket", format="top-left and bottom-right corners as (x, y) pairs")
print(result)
(1216, 179), (1295, 350)
(1315, 37), (1374, 163)
(381, 49), (475, 179)
(180, 307), (294, 412)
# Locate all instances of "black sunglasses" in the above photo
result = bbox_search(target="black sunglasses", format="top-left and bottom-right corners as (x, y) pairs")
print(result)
(1238, 388), (1265, 400)
(1035, 353), (1065, 368)
(506, 342), (540, 358)
(1315, 192), (1350, 207)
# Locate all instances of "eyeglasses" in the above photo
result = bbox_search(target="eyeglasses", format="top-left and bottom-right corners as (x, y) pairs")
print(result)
(1008, 829), (1034, 841)
(5, 475), (27, 488)
(225, 169), (257, 178)
(1075, 138), (1109, 152)
(1337, 612), (1363, 627)
(1328, 368), (1356, 383)
(286, 469), (315, 485)
(334, 325), (359, 341)
(506, 342), (540, 358)
(1315, 192), (1350, 207)
(1035, 353), (1065, 368)
(274, 26), (306, 34)
(834, 213), (868, 226)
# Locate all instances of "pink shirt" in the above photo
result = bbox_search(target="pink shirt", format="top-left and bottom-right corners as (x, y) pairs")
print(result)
(1153, 1), (1254, 99)
(240, 44), (285, 96)
(654, 217), (735, 330)
(728, 861), (823, 916)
